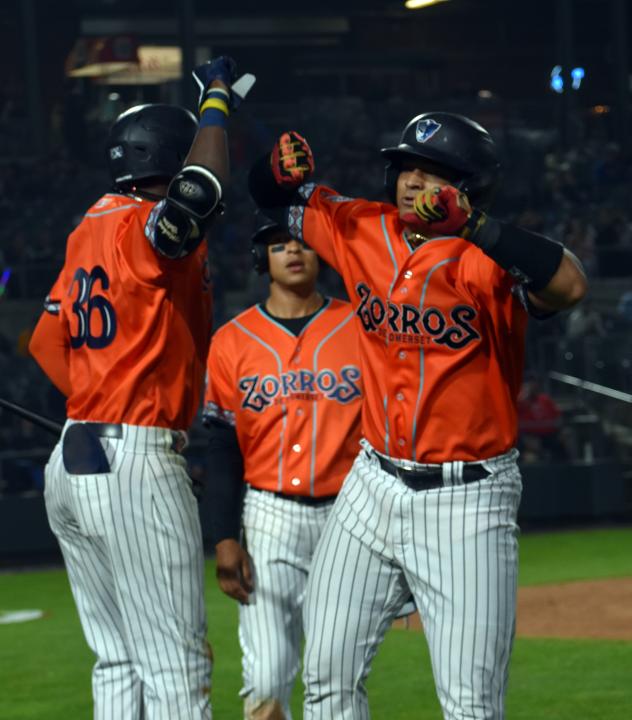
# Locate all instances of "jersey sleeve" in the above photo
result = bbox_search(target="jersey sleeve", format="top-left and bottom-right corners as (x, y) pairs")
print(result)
(285, 183), (372, 274)
(203, 327), (238, 427)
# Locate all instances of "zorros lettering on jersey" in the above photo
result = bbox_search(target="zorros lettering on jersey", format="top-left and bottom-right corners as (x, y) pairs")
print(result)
(239, 366), (362, 412)
(355, 282), (481, 350)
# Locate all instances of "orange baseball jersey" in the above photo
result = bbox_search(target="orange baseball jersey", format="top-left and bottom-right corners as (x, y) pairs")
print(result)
(45, 193), (212, 429)
(203, 298), (363, 497)
(286, 184), (530, 463)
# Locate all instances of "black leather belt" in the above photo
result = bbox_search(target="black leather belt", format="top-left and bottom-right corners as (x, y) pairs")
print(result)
(276, 491), (337, 506)
(375, 454), (489, 491)
(88, 422), (123, 439)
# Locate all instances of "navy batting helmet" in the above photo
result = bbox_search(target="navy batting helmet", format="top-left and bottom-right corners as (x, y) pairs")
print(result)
(381, 112), (501, 208)
(250, 222), (289, 275)
(106, 104), (198, 189)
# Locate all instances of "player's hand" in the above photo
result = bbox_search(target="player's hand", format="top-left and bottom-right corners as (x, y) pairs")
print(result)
(215, 538), (254, 604)
(270, 131), (314, 188)
(413, 185), (472, 236)
(192, 56), (238, 112)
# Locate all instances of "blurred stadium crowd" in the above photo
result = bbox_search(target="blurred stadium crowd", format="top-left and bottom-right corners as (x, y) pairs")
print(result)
(1, 92), (631, 495)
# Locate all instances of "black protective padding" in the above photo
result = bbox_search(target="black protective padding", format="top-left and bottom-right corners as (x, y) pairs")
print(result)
(167, 165), (222, 221)
(205, 418), (245, 544)
(152, 201), (201, 259)
(471, 216), (565, 291)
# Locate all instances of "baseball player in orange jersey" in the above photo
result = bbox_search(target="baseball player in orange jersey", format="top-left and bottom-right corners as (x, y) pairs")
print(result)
(249, 114), (588, 719)
(28, 56), (253, 719)
(202, 222), (363, 719)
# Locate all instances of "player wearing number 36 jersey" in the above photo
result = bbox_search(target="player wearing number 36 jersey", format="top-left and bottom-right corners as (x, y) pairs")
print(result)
(29, 56), (250, 720)
(38, 188), (212, 427)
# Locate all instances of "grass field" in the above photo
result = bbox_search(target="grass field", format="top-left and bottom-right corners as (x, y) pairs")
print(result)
(1, 527), (631, 719)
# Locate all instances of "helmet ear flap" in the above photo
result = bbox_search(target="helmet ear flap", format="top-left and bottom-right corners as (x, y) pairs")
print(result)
(250, 222), (281, 274)
(458, 168), (500, 209)
(251, 243), (269, 275)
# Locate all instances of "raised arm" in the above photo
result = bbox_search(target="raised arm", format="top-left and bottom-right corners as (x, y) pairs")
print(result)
(248, 131), (315, 226)
(149, 57), (256, 259)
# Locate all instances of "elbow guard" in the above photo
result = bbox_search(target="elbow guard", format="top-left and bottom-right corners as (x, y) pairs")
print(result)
(148, 165), (223, 259)
(168, 164), (223, 221)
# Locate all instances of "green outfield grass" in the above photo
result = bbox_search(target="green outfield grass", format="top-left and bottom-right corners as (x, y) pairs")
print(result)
(1, 527), (631, 719)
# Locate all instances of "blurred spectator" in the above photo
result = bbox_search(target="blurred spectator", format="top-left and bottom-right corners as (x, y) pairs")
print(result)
(518, 373), (570, 464)
(559, 216), (597, 276)
(594, 206), (632, 249)
(565, 296), (606, 343)
(616, 290), (632, 327)
(593, 142), (626, 189)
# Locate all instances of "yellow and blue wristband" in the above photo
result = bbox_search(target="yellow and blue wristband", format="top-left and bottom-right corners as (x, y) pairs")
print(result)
(199, 87), (230, 128)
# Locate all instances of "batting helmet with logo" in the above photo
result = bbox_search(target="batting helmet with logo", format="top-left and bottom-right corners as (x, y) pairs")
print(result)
(381, 112), (501, 208)
(106, 104), (198, 189)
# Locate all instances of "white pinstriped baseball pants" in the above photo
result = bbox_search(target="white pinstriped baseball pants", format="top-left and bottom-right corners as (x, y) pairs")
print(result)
(44, 422), (211, 720)
(303, 443), (522, 720)
(239, 487), (334, 719)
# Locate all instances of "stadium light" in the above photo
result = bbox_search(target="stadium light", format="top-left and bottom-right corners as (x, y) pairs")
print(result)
(550, 65), (564, 93)
(405, 0), (450, 9)
(549, 65), (586, 93)
(571, 66), (585, 90)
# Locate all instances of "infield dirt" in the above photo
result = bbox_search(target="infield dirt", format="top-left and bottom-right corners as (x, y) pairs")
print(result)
(393, 577), (632, 640)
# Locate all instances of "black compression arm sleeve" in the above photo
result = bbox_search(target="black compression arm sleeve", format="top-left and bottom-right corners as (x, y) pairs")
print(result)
(464, 212), (564, 291)
(205, 418), (245, 545)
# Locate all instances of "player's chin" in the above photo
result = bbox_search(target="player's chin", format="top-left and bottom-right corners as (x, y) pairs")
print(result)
(282, 275), (314, 291)
(284, 269), (311, 283)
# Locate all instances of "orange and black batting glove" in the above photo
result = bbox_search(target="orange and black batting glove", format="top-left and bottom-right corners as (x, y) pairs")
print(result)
(270, 131), (315, 188)
(413, 185), (472, 236)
